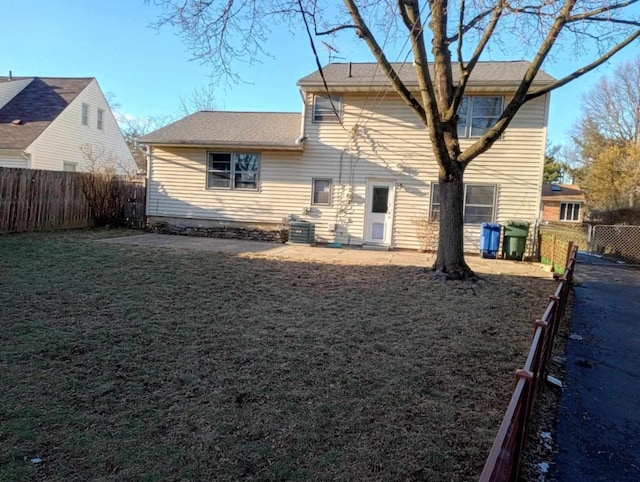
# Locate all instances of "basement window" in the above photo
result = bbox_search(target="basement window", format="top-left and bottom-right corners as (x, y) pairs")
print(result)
(560, 203), (581, 222)
(206, 152), (260, 190)
(458, 96), (503, 137)
(430, 183), (497, 224)
(312, 95), (342, 123)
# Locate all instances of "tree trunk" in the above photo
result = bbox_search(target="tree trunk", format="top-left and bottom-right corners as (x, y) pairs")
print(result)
(432, 175), (475, 279)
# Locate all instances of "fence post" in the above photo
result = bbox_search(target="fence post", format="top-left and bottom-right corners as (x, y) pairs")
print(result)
(550, 233), (557, 271)
(565, 241), (574, 268)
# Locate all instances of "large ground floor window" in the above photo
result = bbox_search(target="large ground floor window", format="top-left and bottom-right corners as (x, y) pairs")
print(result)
(430, 183), (497, 224)
(206, 152), (260, 190)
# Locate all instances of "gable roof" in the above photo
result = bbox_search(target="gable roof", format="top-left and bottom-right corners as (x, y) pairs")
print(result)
(541, 184), (586, 202)
(138, 111), (303, 150)
(0, 77), (93, 150)
(297, 61), (555, 89)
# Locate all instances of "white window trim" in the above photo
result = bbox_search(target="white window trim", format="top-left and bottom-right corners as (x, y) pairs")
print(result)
(430, 182), (497, 225)
(81, 103), (89, 126)
(97, 108), (104, 130)
(312, 94), (342, 123)
(560, 202), (581, 222)
(206, 151), (260, 191)
(311, 178), (332, 206)
(459, 96), (504, 138)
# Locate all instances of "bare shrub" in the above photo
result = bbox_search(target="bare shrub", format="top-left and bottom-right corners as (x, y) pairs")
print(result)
(79, 144), (136, 226)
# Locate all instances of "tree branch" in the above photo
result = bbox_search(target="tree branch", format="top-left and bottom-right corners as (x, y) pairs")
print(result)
(446, 8), (496, 43)
(343, 0), (426, 123)
(526, 30), (640, 101)
(459, 0), (579, 165)
(315, 24), (358, 35)
(567, 0), (639, 22)
(449, 1), (505, 122)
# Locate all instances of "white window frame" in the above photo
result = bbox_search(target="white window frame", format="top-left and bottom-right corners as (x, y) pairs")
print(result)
(63, 162), (77, 172)
(458, 96), (504, 138)
(97, 108), (104, 130)
(560, 202), (581, 222)
(312, 95), (342, 123)
(81, 103), (89, 126)
(311, 179), (332, 206)
(429, 182), (497, 224)
(206, 152), (260, 191)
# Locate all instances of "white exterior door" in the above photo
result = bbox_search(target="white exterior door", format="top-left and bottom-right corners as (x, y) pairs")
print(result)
(364, 180), (395, 245)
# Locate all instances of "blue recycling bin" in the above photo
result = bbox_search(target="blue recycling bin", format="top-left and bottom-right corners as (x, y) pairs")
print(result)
(480, 223), (501, 259)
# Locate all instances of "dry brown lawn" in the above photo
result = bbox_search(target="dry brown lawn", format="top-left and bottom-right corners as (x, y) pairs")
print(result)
(0, 229), (553, 481)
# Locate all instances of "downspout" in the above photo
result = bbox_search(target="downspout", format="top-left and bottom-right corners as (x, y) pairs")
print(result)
(145, 145), (152, 217)
(295, 87), (307, 145)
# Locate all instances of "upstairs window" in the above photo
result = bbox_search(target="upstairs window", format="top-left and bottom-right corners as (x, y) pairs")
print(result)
(206, 152), (259, 190)
(313, 95), (342, 123)
(560, 202), (580, 222)
(458, 96), (503, 137)
(81, 104), (89, 126)
(97, 108), (104, 130)
(430, 183), (497, 224)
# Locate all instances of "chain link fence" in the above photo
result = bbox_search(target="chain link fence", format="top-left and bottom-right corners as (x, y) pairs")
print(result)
(585, 225), (640, 265)
(540, 223), (640, 266)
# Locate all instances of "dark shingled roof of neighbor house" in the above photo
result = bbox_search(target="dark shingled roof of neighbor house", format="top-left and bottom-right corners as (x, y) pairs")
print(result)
(138, 111), (303, 149)
(541, 184), (586, 202)
(0, 77), (93, 150)
(297, 61), (556, 88)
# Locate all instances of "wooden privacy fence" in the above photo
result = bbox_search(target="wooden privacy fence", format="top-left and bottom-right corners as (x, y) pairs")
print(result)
(539, 232), (575, 274)
(0, 167), (93, 233)
(480, 245), (578, 482)
(0, 167), (146, 233)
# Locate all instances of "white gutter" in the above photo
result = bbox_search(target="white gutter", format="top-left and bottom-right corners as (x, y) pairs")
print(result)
(295, 87), (307, 145)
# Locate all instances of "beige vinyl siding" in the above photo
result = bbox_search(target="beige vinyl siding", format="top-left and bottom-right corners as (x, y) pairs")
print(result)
(0, 151), (28, 168)
(26, 79), (134, 171)
(0, 78), (33, 110)
(149, 90), (548, 251)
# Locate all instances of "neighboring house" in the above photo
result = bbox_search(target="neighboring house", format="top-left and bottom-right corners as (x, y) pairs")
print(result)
(541, 184), (586, 224)
(0, 76), (133, 171)
(140, 61), (553, 251)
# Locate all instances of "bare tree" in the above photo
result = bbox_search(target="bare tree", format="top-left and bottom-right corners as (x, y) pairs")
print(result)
(120, 116), (173, 173)
(178, 83), (217, 117)
(151, 0), (640, 279)
(578, 55), (640, 145)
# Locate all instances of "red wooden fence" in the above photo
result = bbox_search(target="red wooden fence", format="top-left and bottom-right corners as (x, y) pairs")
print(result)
(480, 245), (578, 481)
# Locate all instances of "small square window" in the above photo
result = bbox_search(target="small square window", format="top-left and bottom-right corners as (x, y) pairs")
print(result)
(81, 104), (89, 126)
(312, 179), (332, 205)
(313, 95), (342, 123)
(97, 109), (104, 130)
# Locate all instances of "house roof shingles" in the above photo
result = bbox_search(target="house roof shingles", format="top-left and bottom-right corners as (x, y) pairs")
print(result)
(541, 184), (586, 202)
(297, 61), (556, 88)
(0, 77), (92, 150)
(138, 111), (302, 149)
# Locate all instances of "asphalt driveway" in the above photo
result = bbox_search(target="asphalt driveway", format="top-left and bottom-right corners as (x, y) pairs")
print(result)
(552, 263), (640, 481)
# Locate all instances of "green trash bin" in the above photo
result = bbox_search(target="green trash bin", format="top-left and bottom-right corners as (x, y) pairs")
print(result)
(502, 221), (530, 261)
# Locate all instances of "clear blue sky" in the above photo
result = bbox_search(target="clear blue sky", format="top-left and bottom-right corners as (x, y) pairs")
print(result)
(1, 0), (638, 148)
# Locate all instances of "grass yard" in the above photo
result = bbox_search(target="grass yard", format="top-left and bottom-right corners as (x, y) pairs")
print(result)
(0, 229), (552, 481)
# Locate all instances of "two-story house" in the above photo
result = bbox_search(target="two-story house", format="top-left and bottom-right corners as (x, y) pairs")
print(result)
(0, 76), (134, 171)
(139, 61), (553, 251)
